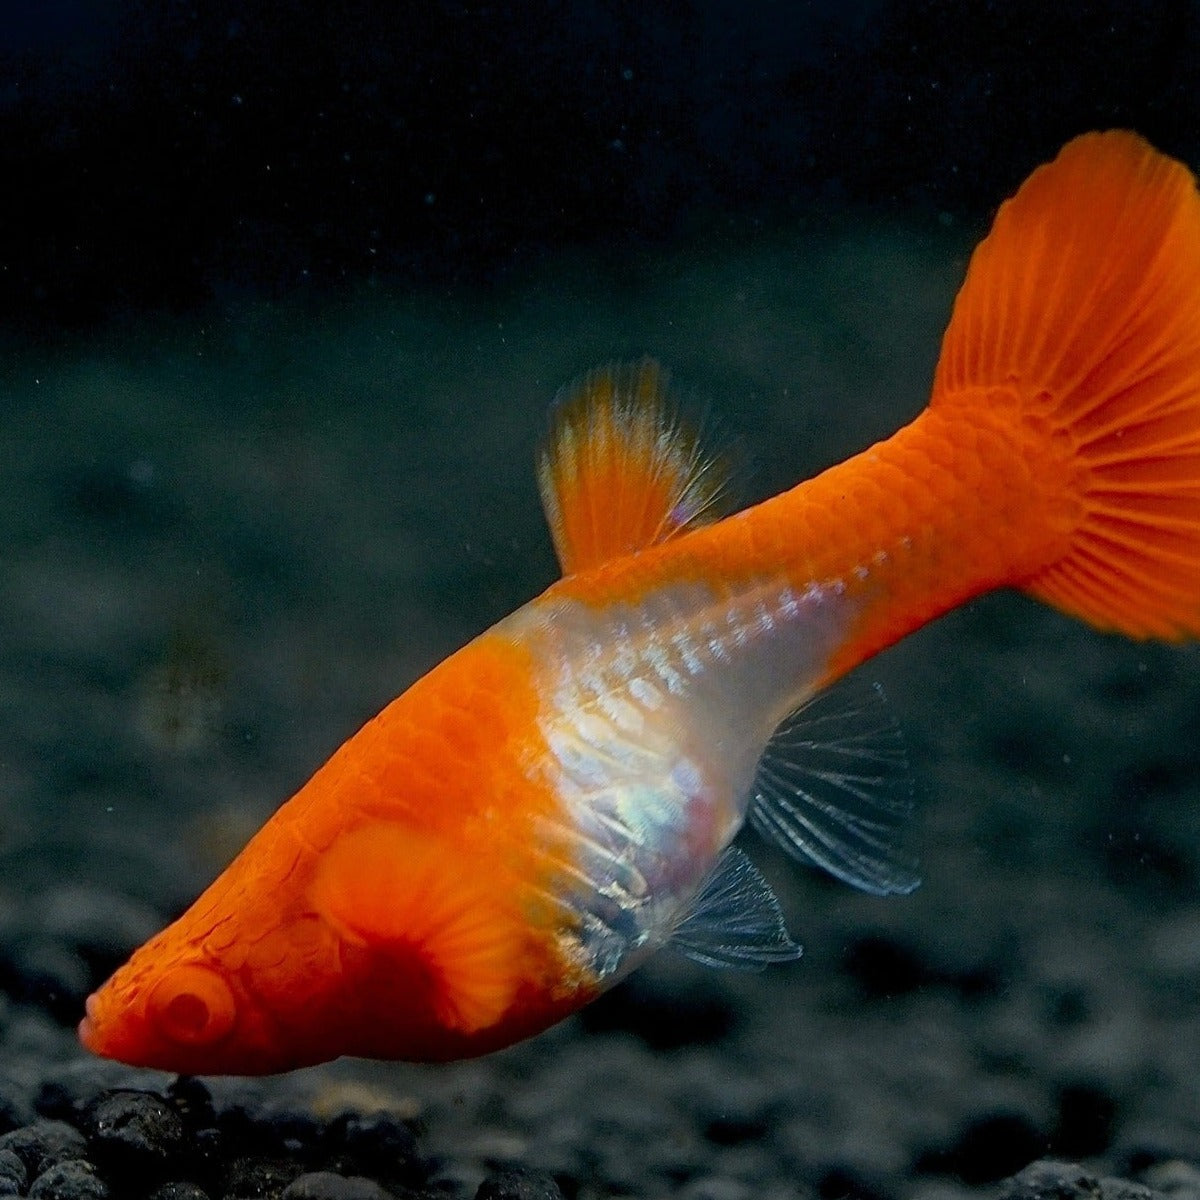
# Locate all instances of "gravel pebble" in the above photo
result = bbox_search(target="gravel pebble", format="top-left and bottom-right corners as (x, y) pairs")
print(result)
(147, 1185), (213, 1200)
(1001, 1161), (1160, 1200)
(223, 1155), (304, 1198)
(166, 1078), (218, 1131)
(324, 1109), (422, 1188)
(281, 1171), (393, 1200)
(474, 1168), (565, 1200)
(82, 1088), (186, 1178)
(0, 1121), (89, 1177)
(0, 1147), (25, 1195)
(28, 1158), (109, 1200)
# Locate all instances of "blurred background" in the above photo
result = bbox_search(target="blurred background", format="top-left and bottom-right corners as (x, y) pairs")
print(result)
(3, 1), (1200, 331)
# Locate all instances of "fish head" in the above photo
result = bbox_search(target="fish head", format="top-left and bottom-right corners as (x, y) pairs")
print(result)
(79, 944), (247, 1074)
(77, 903), (357, 1075)
(78, 834), (357, 1074)
(77, 814), (589, 1071)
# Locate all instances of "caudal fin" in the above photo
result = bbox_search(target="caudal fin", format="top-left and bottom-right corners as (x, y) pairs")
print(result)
(933, 131), (1200, 639)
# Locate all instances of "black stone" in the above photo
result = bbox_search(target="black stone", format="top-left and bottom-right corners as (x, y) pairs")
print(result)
(1000, 1160), (1160, 1200)
(223, 1155), (304, 1199)
(147, 1185), (212, 1200)
(282, 1172), (392, 1200)
(324, 1110), (423, 1188)
(475, 1167), (566, 1200)
(0, 1120), (89, 1176)
(82, 1089), (185, 1181)
(164, 1078), (217, 1135)
(0, 1148), (25, 1196)
(28, 1158), (109, 1200)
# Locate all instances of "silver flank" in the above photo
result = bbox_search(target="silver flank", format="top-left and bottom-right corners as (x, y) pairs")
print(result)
(502, 572), (856, 982)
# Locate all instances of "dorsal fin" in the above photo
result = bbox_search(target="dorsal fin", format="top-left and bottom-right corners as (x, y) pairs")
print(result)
(748, 675), (921, 897)
(537, 360), (730, 575)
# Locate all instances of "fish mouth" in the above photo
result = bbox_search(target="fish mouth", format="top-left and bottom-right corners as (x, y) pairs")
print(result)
(77, 991), (101, 1052)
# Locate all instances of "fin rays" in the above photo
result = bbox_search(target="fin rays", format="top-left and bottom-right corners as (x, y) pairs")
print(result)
(934, 131), (1200, 638)
(670, 846), (802, 970)
(748, 676), (920, 897)
(537, 360), (731, 575)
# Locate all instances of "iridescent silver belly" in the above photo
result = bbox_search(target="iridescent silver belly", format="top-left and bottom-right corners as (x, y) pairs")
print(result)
(501, 572), (856, 983)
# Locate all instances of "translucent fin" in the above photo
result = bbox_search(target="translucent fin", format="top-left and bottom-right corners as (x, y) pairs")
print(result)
(748, 676), (920, 897)
(933, 131), (1200, 640)
(670, 845), (802, 970)
(309, 824), (521, 1033)
(537, 359), (730, 575)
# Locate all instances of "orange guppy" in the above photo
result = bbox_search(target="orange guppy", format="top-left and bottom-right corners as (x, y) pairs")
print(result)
(81, 131), (1200, 1074)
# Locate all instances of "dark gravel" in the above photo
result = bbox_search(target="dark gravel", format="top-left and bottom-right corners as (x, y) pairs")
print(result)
(1000, 1161), (1161, 1200)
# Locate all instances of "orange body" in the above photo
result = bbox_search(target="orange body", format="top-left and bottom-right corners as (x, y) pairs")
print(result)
(81, 132), (1200, 1073)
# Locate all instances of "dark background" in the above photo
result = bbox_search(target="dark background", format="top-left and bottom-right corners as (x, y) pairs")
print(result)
(2, 0), (1199, 333)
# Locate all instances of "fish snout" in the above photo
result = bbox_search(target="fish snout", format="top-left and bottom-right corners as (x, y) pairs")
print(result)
(76, 991), (101, 1052)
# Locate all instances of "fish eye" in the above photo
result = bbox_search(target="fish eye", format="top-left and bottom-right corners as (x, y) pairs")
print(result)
(147, 963), (236, 1046)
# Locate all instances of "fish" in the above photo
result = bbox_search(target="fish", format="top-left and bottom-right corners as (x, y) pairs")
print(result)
(80, 130), (1200, 1074)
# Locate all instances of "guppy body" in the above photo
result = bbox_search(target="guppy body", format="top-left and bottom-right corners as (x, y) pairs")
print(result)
(82, 538), (874, 1072)
(81, 131), (1200, 1073)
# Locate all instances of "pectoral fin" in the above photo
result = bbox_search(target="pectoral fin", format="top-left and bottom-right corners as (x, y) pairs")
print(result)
(670, 845), (802, 970)
(309, 824), (521, 1033)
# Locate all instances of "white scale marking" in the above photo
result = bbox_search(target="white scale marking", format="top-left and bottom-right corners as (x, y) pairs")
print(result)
(597, 690), (645, 735)
(629, 676), (663, 710)
(645, 643), (686, 695)
(671, 630), (704, 676)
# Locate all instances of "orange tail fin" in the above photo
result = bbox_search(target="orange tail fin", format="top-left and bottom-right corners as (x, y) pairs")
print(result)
(934, 130), (1200, 639)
